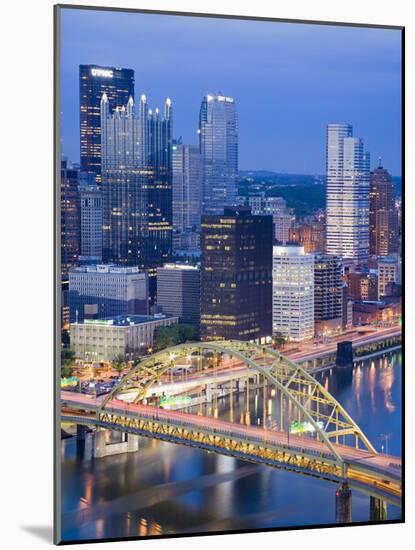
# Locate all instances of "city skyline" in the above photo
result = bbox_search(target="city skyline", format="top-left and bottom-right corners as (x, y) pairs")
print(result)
(61, 9), (402, 175)
(57, 7), (402, 543)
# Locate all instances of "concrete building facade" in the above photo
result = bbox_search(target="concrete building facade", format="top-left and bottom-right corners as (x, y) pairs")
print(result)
(157, 263), (200, 327)
(71, 314), (178, 361)
(69, 264), (149, 322)
(272, 245), (314, 341)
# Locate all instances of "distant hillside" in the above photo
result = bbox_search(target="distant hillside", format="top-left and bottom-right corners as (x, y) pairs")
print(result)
(238, 172), (402, 215)
(238, 172), (325, 215)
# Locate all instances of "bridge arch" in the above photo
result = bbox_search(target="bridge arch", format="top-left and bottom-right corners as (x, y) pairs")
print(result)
(99, 340), (377, 465)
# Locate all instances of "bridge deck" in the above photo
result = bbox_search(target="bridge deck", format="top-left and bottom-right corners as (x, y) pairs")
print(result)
(61, 391), (401, 506)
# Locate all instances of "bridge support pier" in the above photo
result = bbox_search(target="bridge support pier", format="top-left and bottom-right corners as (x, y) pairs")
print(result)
(76, 424), (88, 441)
(336, 341), (353, 368)
(335, 482), (352, 524)
(127, 433), (139, 452)
(370, 497), (387, 521)
(94, 429), (140, 458)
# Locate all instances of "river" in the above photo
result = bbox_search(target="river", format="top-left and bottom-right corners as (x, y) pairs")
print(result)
(60, 350), (402, 542)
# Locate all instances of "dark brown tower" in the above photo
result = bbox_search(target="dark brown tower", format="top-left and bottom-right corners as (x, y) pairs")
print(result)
(200, 207), (272, 342)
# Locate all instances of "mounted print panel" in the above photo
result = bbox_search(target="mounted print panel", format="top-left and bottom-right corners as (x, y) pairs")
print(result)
(54, 5), (404, 545)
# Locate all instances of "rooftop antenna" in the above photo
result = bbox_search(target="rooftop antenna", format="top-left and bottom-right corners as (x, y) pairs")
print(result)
(378, 156), (382, 168)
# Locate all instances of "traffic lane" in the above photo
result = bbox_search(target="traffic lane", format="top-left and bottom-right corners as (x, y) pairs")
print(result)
(61, 393), (401, 478)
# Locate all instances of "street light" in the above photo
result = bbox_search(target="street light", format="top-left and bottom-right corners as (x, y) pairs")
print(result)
(380, 433), (391, 455)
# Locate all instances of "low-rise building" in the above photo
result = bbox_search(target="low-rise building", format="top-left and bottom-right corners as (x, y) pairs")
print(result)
(71, 313), (178, 361)
(352, 299), (401, 326)
(378, 256), (401, 298)
(157, 263), (200, 327)
(69, 264), (149, 322)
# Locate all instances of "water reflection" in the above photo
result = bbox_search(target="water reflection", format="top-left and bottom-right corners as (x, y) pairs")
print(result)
(61, 351), (402, 542)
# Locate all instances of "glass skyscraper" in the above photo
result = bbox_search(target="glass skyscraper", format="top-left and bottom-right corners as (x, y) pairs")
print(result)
(326, 124), (370, 261)
(100, 94), (173, 300)
(61, 158), (80, 277)
(199, 93), (238, 214)
(172, 139), (202, 232)
(79, 64), (135, 184)
(200, 206), (272, 343)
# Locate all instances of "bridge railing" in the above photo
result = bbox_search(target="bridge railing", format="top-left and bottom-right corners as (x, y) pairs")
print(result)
(102, 404), (337, 462)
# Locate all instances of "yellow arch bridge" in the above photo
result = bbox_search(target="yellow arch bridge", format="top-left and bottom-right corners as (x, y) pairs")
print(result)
(61, 340), (402, 507)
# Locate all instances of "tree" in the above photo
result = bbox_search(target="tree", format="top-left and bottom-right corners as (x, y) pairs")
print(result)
(272, 332), (286, 350)
(61, 348), (76, 378)
(61, 364), (73, 378)
(112, 354), (126, 376)
(154, 324), (199, 351)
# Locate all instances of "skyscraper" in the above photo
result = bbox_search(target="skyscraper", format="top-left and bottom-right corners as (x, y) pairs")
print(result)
(79, 176), (102, 262)
(369, 162), (399, 256)
(272, 245), (314, 341)
(314, 254), (343, 335)
(61, 159), (80, 277)
(326, 124), (370, 261)
(172, 140), (202, 232)
(101, 94), (173, 299)
(199, 93), (238, 214)
(79, 65), (135, 184)
(200, 207), (272, 342)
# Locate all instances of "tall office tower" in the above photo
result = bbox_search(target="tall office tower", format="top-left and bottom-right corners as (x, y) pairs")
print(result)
(199, 93), (238, 214)
(157, 263), (201, 327)
(272, 245), (314, 341)
(326, 124), (370, 261)
(69, 264), (149, 323)
(101, 94), (173, 299)
(172, 139), (202, 233)
(369, 162), (399, 256)
(314, 254), (343, 335)
(61, 159), (80, 277)
(79, 175), (102, 262)
(200, 207), (272, 343)
(79, 65), (134, 184)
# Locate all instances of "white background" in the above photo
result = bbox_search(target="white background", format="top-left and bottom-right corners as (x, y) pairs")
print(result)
(0, 0), (412, 548)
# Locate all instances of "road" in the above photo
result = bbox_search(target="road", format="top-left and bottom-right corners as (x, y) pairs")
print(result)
(284, 326), (401, 363)
(61, 390), (402, 505)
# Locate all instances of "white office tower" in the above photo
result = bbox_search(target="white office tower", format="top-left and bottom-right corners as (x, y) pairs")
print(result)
(272, 245), (314, 341)
(326, 124), (370, 262)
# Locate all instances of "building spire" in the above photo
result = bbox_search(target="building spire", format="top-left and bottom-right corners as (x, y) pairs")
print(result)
(165, 97), (172, 119)
(378, 156), (383, 168)
(126, 95), (134, 116)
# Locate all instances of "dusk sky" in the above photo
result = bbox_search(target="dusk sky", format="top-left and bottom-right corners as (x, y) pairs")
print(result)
(60, 8), (402, 175)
